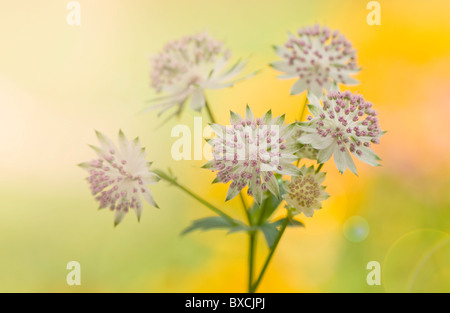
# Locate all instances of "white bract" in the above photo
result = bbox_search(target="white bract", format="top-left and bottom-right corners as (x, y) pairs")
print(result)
(299, 90), (383, 174)
(79, 130), (160, 226)
(203, 106), (300, 204)
(283, 165), (329, 217)
(147, 33), (250, 118)
(271, 24), (359, 97)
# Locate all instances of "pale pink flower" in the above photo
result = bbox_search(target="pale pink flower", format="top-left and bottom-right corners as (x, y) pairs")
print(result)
(147, 33), (250, 118)
(299, 90), (383, 174)
(271, 24), (359, 97)
(203, 106), (300, 204)
(79, 130), (159, 226)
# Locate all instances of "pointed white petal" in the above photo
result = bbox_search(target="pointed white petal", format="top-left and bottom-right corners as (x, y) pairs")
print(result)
(277, 163), (301, 176)
(265, 174), (280, 198)
(290, 78), (307, 95)
(141, 186), (158, 208)
(317, 143), (335, 163)
(309, 81), (323, 98)
(141, 172), (160, 185)
(114, 209), (126, 226)
(343, 148), (358, 175)
(341, 75), (359, 86)
(333, 145), (348, 174)
(352, 146), (380, 167)
(230, 111), (244, 125)
(271, 61), (295, 74)
(245, 105), (255, 122)
(262, 110), (273, 124)
(225, 184), (242, 202)
(307, 91), (321, 107)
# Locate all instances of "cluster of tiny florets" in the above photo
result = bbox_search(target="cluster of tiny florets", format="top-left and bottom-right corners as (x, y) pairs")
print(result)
(150, 33), (229, 92)
(287, 176), (320, 207)
(213, 120), (280, 189)
(299, 90), (383, 174)
(272, 24), (359, 96)
(283, 166), (328, 217)
(87, 151), (147, 212)
(205, 108), (300, 204)
(311, 90), (381, 153)
(80, 131), (159, 225)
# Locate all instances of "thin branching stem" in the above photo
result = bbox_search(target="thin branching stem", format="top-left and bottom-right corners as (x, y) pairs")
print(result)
(248, 231), (256, 293)
(250, 215), (290, 293)
(156, 171), (237, 226)
(298, 94), (309, 121)
(204, 96), (217, 124)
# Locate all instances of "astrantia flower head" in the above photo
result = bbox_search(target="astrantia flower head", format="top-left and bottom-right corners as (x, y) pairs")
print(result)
(282, 165), (329, 217)
(203, 106), (301, 204)
(271, 24), (359, 97)
(79, 130), (160, 226)
(299, 90), (383, 174)
(147, 32), (250, 118)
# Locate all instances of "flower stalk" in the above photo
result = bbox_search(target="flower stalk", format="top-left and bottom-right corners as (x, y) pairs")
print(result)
(251, 214), (290, 293)
(154, 169), (238, 226)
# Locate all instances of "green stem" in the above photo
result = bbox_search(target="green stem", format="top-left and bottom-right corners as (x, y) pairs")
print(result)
(298, 94), (308, 121)
(315, 163), (324, 173)
(155, 170), (237, 226)
(256, 200), (269, 227)
(295, 95), (309, 168)
(250, 215), (290, 293)
(204, 97), (216, 124)
(239, 192), (252, 225)
(240, 190), (255, 293)
(248, 231), (256, 293)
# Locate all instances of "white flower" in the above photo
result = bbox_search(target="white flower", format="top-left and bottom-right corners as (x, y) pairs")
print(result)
(282, 165), (329, 217)
(147, 32), (250, 118)
(298, 90), (383, 174)
(79, 130), (160, 226)
(203, 106), (301, 204)
(271, 24), (359, 97)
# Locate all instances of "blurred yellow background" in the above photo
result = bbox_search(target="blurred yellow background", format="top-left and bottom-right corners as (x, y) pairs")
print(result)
(0, 0), (449, 292)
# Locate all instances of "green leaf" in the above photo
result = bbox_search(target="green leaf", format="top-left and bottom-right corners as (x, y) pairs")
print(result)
(260, 223), (279, 248)
(272, 217), (305, 228)
(181, 216), (239, 236)
(227, 224), (258, 234)
(259, 217), (304, 248)
(261, 193), (281, 221)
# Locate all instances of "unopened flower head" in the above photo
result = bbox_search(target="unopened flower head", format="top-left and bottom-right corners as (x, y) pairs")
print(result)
(282, 165), (329, 217)
(203, 106), (300, 204)
(286, 124), (318, 161)
(271, 24), (359, 97)
(148, 32), (250, 118)
(79, 130), (160, 226)
(299, 90), (383, 174)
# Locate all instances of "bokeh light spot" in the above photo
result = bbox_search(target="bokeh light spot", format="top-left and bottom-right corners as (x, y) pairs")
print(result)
(343, 216), (370, 243)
